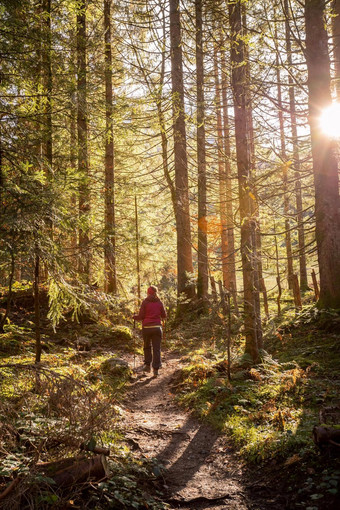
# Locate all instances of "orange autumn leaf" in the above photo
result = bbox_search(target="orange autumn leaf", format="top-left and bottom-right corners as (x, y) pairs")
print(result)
(198, 215), (223, 235)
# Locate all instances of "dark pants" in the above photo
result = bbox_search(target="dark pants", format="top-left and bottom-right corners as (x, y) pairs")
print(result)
(142, 326), (162, 369)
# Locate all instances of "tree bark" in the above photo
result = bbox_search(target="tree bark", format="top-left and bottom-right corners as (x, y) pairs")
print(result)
(213, 40), (229, 292)
(275, 38), (294, 290)
(0, 250), (15, 333)
(135, 195), (141, 301)
(169, 0), (195, 299)
(34, 246), (41, 364)
(311, 268), (320, 300)
(38, 455), (109, 488)
(42, 0), (52, 169)
(305, 0), (340, 309)
(70, 91), (78, 257)
(242, 7), (262, 349)
(220, 46), (237, 295)
(0, 132), (2, 222)
(228, 0), (261, 362)
(274, 221), (282, 314)
(332, 0), (340, 97)
(77, 0), (90, 282)
(284, 0), (308, 291)
(195, 0), (209, 302)
(104, 0), (117, 294)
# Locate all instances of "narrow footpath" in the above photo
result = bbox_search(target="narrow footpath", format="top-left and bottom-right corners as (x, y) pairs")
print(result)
(122, 351), (286, 510)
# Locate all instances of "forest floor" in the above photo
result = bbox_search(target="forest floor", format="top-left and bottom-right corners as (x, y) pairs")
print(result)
(121, 350), (286, 510)
(1, 289), (339, 509)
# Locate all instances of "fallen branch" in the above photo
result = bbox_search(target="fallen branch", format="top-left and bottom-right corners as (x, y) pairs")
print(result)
(80, 442), (110, 456)
(0, 477), (20, 502)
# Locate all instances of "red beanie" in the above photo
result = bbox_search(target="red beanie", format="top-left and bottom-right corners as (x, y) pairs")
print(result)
(147, 286), (157, 295)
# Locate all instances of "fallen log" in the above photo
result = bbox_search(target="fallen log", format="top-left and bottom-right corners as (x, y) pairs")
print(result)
(37, 455), (86, 476)
(38, 454), (110, 488)
(313, 426), (340, 451)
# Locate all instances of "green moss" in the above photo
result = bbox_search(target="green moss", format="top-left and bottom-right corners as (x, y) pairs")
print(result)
(173, 307), (340, 464)
(89, 324), (135, 351)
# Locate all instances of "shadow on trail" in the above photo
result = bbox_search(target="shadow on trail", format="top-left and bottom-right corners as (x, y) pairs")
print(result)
(128, 358), (177, 408)
(157, 415), (220, 494)
(131, 376), (158, 388)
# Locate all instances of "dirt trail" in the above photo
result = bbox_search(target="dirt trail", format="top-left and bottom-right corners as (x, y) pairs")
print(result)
(122, 351), (284, 510)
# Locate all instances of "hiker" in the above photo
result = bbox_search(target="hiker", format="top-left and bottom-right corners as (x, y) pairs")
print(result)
(133, 285), (166, 377)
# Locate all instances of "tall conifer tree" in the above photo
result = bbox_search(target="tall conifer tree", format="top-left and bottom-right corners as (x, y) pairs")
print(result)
(169, 0), (195, 299)
(305, 0), (340, 308)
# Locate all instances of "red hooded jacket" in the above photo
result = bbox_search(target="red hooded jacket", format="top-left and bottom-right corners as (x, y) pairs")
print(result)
(133, 295), (166, 327)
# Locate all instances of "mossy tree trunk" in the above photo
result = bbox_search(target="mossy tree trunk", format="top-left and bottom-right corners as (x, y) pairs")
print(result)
(104, 0), (117, 294)
(228, 0), (262, 362)
(195, 0), (209, 303)
(77, 0), (90, 282)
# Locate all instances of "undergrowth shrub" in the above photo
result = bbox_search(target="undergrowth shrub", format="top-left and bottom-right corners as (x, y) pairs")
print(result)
(0, 362), (126, 509)
(94, 325), (134, 351)
(174, 351), (320, 463)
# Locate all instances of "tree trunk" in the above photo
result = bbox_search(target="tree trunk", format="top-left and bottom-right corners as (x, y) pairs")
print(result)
(77, 1), (90, 282)
(70, 90), (78, 257)
(284, 0), (308, 291)
(0, 251), (15, 333)
(135, 195), (141, 301)
(213, 40), (229, 292)
(242, 7), (262, 349)
(169, 0), (195, 299)
(332, 0), (340, 96)
(40, 0), (53, 284)
(0, 132), (2, 217)
(42, 0), (52, 169)
(275, 38), (294, 290)
(195, 0), (209, 302)
(274, 221), (282, 314)
(68, 25), (78, 258)
(104, 0), (117, 294)
(311, 269), (320, 300)
(220, 46), (237, 295)
(305, 0), (340, 309)
(228, 0), (261, 362)
(34, 247), (41, 364)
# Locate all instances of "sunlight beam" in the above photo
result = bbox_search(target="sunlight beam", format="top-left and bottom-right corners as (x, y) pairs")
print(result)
(319, 103), (340, 138)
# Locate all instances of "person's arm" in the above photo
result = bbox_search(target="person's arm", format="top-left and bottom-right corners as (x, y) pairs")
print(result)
(133, 301), (146, 321)
(160, 301), (167, 319)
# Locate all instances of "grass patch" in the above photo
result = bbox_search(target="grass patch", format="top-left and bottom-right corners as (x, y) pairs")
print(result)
(0, 327), (164, 509)
(173, 306), (340, 465)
